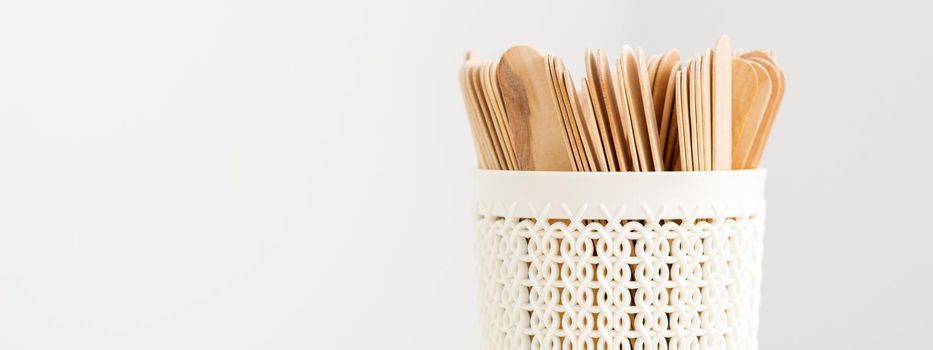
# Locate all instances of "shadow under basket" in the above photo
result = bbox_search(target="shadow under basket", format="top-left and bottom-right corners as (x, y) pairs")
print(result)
(473, 169), (766, 350)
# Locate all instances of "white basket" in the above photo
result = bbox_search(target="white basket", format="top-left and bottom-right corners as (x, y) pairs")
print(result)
(473, 170), (766, 350)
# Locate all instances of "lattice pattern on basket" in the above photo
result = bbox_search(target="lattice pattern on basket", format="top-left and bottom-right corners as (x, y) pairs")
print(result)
(475, 203), (764, 350)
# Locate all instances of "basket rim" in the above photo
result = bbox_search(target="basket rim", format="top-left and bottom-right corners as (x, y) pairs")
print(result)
(473, 169), (766, 220)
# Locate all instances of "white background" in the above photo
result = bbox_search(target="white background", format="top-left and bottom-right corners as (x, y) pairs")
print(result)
(0, 0), (930, 349)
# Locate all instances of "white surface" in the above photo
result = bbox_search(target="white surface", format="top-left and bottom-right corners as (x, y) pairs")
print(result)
(0, 0), (930, 349)
(475, 169), (765, 219)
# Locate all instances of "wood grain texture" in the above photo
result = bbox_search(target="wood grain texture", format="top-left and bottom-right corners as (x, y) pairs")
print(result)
(636, 48), (664, 171)
(647, 54), (662, 91)
(610, 57), (637, 172)
(689, 58), (701, 171)
(652, 50), (681, 170)
(485, 62), (518, 169)
(712, 36), (732, 170)
(595, 49), (633, 171)
(731, 59), (759, 141)
(459, 61), (491, 168)
(462, 56), (502, 169)
(546, 55), (580, 171)
(557, 68), (596, 171)
(653, 50), (681, 126)
(460, 41), (783, 172)
(620, 46), (655, 171)
(620, 47), (648, 171)
(661, 68), (680, 170)
(732, 58), (772, 169)
(470, 62), (507, 169)
(584, 50), (619, 171)
(700, 50), (712, 171)
(497, 46), (574, 171)
(554, 56), (587, 171)
(674, 68), (690, 171)
(576, 81), (609, 171)
(743, 54), (785, 168)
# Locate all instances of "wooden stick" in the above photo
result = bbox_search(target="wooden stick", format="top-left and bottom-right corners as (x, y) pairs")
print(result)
(497, 46), (574, 170)
(584, 50), (620, 171)
(576, 82), (610, 171)
(712, 36), (732, 170)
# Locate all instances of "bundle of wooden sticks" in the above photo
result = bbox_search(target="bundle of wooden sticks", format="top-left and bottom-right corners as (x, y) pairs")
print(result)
(460, 36), (784, 171)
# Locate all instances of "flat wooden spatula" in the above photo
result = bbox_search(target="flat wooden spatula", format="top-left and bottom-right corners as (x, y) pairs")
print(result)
(497, 46), (574, 171)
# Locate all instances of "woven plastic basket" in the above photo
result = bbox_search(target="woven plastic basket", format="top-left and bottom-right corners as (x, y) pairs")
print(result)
(473, 170), (766, 350)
